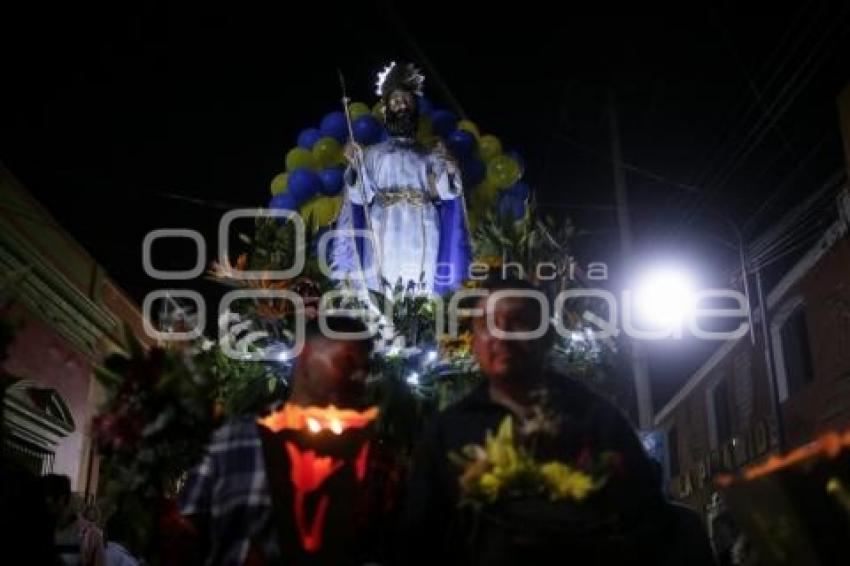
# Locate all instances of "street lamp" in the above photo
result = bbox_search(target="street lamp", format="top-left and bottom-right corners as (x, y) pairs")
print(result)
(633, 265), (698, 330)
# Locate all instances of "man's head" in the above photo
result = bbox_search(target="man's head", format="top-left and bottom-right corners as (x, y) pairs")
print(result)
(289, 316), (373, 408)
(41, 473), (72, 521)
(471, 279), (554, 383)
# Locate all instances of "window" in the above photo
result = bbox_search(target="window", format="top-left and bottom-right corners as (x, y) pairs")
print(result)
(667, 426), (680, 478)
(780, 305), (814, 395)
(713, 380), (732, 446)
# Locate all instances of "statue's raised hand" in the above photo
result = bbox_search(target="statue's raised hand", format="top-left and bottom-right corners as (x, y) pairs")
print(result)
(343, 141), (364, 165)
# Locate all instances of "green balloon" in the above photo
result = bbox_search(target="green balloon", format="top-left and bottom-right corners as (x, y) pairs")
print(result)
(479, 134), (503, 162)
(270, 172), (288, 195)
(486, 155), (520, 189)
(349, 102), (371, 120)
(312, 137), (343, 169)
(286, 147), (317, 172)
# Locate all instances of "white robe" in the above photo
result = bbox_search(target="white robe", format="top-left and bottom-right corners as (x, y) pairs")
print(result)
(331, 137), (463, 293)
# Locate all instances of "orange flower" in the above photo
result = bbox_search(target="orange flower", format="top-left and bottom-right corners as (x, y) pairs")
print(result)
(259, 404), (379, 434)
(208, 253), (249, 280)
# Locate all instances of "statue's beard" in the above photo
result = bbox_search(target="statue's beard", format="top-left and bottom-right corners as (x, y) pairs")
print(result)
(385, 108), (418, 138)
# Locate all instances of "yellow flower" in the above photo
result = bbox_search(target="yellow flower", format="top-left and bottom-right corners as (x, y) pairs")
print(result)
(479, 472), (502, 502)
(540, 461), (595, 502)
(485, 417), (520, 474)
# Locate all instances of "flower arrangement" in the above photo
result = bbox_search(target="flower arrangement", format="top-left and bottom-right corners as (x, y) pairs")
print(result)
(452, 414), (609, 506)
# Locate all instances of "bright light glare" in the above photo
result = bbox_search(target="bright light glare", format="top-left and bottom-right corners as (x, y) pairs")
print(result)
(306, 417), (322, 433)
(634, 266), (697, 328)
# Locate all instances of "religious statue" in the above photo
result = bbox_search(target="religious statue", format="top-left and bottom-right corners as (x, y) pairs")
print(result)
(331, 62), (471, 295)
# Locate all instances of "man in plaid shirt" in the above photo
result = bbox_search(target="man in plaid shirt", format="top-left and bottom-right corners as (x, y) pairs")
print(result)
(180, 316), (374, 565)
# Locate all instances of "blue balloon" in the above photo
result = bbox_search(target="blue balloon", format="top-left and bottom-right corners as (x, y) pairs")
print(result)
(287, 169), (322, 205)
(498, 192), (526, 219)
(461, 158), (486, 187)
(297, 128), (322, 149)
(446, 129), (477, 158)
(505, 181), (531, 201)
(352, 114), (383, 146)
(430, 110), (458, 137)
(318, 167), (345, 196)
(506, 150), (526, 177)
(320, 111), (349, 143)
(269, 192), (298, 212)
(418, 97), (435, 116)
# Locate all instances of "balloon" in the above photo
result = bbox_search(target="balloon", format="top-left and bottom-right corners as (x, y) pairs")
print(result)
(505, 181), (530, 201)
(486, 155), (521, 189)
(446, 129), (477, 158)
(478, 178), (502, 200)
(506, 150), (526, 178)
(311, 196), (342, 226)
(297, 128), (322, 149)
(318, 167), (345, 196)
(430, 110), (458, 137)
(312, 137), (342, 169)
(461, 158), (486, 187)
(348, 102), (370, 120)
(470, 180), (499, 210)
(419, 135), (439, 149)
(478, 135), (503, 161)
(417, 115), (432, 139)
(287, 169), (322, 205)
(353, 114), (383, 145)
(286, 147), (317, 172)
(372, 101), (384, 121)
(269, 192), (298, 212)
(498, 192), (526, 219)
(320, 111), (349, 143)
(270, 172), (288, 195)
(457, 119), (480, 138)
(418, 97), (435, 116)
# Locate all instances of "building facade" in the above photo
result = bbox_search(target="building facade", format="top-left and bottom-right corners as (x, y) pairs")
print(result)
(0, 164), (151, 496)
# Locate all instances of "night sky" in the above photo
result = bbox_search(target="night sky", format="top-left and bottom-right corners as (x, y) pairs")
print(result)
(2, 1), (848, 408)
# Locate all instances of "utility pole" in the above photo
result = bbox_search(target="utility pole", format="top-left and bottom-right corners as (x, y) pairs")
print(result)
(608, 92), (653, 430)
(755, 269), (787, 452)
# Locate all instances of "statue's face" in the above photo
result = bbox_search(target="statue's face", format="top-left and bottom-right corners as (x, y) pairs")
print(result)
(385, 89), (418, 137)
(387, 90), (415, 114)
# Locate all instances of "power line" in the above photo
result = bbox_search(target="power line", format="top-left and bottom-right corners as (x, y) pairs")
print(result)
(553, 133), (703, 193)
(673, 5), (847, 236)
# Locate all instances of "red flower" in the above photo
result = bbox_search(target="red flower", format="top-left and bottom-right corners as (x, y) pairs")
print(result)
(286, 442), (343, 493)
(285, 442), (343, 552)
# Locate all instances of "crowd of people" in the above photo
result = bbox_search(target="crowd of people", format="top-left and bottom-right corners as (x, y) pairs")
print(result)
(1, 279), (720, 565)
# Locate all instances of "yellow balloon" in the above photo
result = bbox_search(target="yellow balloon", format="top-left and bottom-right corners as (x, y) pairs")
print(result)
(311, 196), (342, 226)
(349, 102), (370, 120)
(417, 115), (432, 138)
(372, 101), (385, 121)
(486, 155), (520, 189)
(286, 147), (317, 172)
(457, 119), (480, 138)
(312, 137), (343, 169)
(470, 180), (499, 211)
(270, 172), (288, 195)
(478, 135), (503, 162)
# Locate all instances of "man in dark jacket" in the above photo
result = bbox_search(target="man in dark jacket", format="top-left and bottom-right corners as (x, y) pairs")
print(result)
(402, 279), (715, 565)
